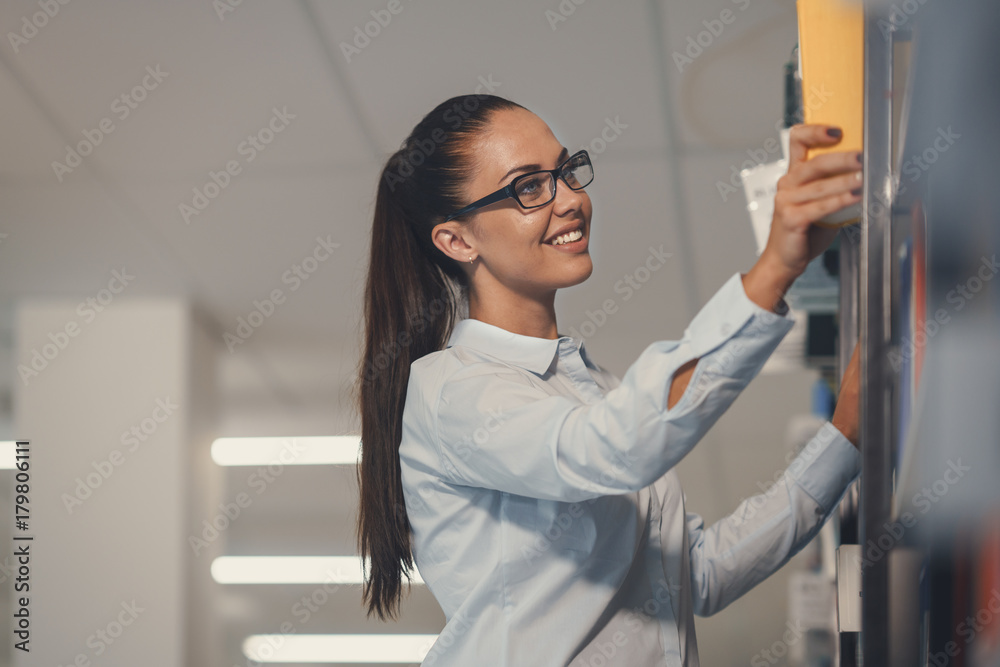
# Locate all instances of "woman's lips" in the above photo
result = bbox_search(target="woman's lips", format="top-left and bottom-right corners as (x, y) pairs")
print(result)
(545, 230), (588, 252)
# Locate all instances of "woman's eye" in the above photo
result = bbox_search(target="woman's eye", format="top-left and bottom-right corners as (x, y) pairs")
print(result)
(517, 178), (540, 196)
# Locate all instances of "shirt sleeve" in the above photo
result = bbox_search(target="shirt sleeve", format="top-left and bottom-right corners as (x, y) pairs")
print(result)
(686, 420), (862, 617)
(427, 272), (798, 502)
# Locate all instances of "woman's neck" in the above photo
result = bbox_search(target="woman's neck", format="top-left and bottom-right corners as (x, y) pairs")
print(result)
(467, 281), (559, 340)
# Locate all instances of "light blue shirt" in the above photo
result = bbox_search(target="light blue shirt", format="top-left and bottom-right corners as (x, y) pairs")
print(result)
(399, 271), (862, 666)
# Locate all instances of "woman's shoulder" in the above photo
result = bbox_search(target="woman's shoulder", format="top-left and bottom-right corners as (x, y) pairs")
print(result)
(402, 346), (535, 448)
(410, 344), (531, 391)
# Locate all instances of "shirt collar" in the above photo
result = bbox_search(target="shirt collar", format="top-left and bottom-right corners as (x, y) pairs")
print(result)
(446, 318), (598, 376)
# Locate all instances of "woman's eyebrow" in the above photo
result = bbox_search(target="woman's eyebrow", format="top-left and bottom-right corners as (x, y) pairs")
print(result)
(498, 146), (569, 185)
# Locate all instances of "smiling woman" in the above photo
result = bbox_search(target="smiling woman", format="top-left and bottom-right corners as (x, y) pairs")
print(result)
(354, 94), (863, 667)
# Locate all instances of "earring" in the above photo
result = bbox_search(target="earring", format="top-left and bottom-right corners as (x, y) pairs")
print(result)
(469, 256), (475, 263)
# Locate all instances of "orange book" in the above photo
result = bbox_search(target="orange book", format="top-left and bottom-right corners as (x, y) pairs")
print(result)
(796, 0), (865, 226)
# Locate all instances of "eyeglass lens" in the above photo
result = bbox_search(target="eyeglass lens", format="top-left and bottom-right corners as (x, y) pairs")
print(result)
(514, 153), (594, 207)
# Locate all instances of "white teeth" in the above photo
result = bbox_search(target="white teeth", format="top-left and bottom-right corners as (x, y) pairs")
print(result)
(549, 229), (583, 245)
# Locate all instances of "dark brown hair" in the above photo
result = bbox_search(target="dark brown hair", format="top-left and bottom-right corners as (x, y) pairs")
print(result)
(354, 94), (526, 621)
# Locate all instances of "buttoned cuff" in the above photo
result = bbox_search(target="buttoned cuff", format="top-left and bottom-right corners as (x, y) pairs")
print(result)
(786, 421), (862, 513)
(683, 272), (796, 359)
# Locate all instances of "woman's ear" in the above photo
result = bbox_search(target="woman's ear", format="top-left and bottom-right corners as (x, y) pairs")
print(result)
(431, 221), (476, 263)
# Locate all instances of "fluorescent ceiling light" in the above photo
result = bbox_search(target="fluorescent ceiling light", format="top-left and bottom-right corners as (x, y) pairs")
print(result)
(211, 556), (424, 585)
(243, 634), (438, 663)
(211, 436), (360, 466)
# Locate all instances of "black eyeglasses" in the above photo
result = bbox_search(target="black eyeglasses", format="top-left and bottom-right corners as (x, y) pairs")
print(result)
(443, 150), (594, 222)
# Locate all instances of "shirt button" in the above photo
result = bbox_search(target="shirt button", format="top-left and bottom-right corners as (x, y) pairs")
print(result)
(815, 507), (824, 516)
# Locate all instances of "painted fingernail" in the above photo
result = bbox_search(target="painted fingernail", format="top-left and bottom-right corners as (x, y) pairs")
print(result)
(851, 187), (862, 196)
(856, 152), (864, 162)
(856, 171), (863, 181)
(826, 127), (843, 138)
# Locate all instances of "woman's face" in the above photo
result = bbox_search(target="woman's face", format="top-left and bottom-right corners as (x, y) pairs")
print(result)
(434, 107), (594, 297)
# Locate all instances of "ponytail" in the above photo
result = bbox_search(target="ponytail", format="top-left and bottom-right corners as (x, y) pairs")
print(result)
(354, 94), (525, 621)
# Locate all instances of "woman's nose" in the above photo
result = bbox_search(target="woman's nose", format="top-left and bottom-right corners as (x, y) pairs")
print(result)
(552, 177), (586, 213)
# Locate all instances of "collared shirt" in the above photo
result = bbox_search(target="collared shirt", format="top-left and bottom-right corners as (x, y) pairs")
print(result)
(398, 271), (862, 667)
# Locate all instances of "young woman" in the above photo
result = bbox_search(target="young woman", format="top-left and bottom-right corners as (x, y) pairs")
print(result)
(355, 94), (862, 666)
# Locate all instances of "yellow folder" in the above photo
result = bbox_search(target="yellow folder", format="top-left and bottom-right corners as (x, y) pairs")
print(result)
(796, 0), (865, 225)
(797, 0), (864, 158)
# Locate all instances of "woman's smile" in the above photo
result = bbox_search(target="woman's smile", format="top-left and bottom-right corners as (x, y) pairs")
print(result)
(542, 219), (588, 252)
(543, 228), (588, 252)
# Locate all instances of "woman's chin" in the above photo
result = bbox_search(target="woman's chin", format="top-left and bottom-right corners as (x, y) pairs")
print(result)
(558, 259), (594, 288)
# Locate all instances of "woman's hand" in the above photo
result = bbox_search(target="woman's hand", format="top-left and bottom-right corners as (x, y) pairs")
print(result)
(832, 341), (861, 448)
(742, 125), (863, 312)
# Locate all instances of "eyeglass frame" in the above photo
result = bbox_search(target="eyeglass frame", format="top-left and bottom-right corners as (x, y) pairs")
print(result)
(442, 149), (593, 223)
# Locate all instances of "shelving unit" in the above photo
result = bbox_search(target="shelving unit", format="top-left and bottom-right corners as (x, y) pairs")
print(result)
(845, 1), (1000, 664)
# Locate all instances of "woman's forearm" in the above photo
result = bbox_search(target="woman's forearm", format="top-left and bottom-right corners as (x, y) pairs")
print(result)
(741, 253), (798, 314)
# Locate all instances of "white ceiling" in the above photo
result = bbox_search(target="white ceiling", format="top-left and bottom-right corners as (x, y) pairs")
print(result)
(0, 0), (819, 664)
(0, 0), (801, 411)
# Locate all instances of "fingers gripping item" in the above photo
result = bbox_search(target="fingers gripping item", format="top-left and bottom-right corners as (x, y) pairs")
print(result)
(797, 0), (864, 227)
